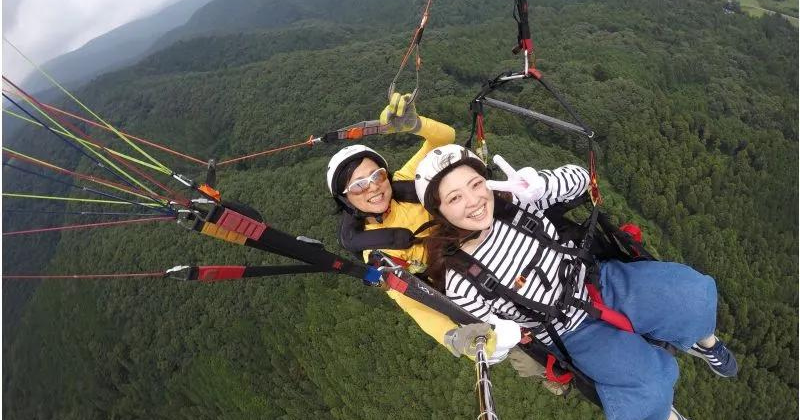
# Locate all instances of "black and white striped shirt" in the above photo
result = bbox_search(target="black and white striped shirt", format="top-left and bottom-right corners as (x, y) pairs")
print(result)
(445, 165), (591, 346)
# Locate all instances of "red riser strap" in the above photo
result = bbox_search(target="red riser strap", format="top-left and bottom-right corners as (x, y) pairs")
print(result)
(216, 208), (267, 240)
(384, 272), (408, 294)
(196, 266), (246, 282)
(586, 283), (634, 333)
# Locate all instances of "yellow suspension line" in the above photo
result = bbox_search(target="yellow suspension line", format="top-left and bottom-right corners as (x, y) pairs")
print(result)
(4, 38), (171, 174)
(3, 147), (161, 202)
(3, 85), (164, 198)
(3, 193), (164, 207)
(3, 109), (169, 174)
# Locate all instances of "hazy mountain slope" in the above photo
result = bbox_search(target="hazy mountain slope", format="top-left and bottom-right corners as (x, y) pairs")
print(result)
(20, 0), (212, 93)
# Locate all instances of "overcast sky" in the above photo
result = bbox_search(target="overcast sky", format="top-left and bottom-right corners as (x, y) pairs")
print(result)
(3, 0), (180, 82)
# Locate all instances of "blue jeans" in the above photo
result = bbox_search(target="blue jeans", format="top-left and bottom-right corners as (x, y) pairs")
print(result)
(559, 260), (718, 420)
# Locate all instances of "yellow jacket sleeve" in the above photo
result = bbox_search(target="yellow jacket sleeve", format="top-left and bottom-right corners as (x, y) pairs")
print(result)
(393, 116), (456, 181)
(385, 289), (457, 346)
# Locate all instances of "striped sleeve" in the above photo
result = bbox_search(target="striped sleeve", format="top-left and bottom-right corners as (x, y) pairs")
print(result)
(534, 164), (589, 210)
(444, 269), (494, 322)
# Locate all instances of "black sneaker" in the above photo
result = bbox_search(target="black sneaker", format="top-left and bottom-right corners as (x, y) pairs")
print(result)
(688, 337), (739, 377)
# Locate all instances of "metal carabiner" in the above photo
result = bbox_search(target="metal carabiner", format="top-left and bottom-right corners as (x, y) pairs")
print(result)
(165, 265), (193, 281)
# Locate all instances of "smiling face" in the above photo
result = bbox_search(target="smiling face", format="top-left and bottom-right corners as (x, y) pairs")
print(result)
(436, 165), (494, 231)
(344, 158), (392, 215)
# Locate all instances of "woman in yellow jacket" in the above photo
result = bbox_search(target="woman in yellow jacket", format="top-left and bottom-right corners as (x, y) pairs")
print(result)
(326, 93), (459, 350)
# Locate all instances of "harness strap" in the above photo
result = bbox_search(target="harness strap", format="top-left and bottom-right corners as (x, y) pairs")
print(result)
(585, 283), (634, 333)
(512, 0), (533, 55)
(545, 354), (574, 384)
(449, 249), (565, 322)
(495, 199), (593, 259)
(173, 265), (336, 282)
(188, 204), (381, 283)
(320, 120), (386, 143)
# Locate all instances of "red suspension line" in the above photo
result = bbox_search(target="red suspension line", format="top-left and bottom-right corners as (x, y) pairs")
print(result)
(398, 0), (433, 70)
(28, 98), (208, 166)
(217, 137), (315, 166)
(3, 149), (173, 203)
(4, 79), (190, 206)
(3, 216), (174, 236)
(3, 272), (165, 279)
(15, 90), (320, 168)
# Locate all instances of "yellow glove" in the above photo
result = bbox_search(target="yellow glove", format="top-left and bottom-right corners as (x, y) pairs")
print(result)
(443, 323), (497, 360)
(380, 92), (421, 134)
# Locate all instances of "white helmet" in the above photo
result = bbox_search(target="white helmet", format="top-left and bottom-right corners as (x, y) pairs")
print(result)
(326, 145), (388, 196)
(414, 144), (486, 210)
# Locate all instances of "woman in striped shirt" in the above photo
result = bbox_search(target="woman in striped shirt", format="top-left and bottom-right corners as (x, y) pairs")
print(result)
(414, 144), (737, 420)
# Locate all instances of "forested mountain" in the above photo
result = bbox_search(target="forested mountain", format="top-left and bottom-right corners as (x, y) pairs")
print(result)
(151, 0), (502, 49)
(3, 0), (797, 419)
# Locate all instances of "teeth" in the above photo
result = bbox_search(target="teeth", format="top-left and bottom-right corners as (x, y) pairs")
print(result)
(468, 205), (485, 218)
(368, 193), (383, 204)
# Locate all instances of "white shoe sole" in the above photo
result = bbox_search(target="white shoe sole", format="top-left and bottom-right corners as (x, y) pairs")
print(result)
(687, 347), (733, 378)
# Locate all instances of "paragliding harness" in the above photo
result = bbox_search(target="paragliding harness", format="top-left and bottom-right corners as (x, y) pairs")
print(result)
(442, 192), (673, 407)
(337, 179), (436, 259)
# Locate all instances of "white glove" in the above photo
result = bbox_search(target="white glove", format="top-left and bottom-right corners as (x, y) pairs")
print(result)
(485, 314), (522, 364)
(485, 155), (546, 204)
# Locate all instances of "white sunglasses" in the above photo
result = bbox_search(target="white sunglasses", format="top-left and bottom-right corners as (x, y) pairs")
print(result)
(343, 167), (388, 194)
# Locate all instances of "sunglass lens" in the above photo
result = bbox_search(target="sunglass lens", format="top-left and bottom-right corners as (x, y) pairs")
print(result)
(373, 169), (388, 183)
(349, 179), (370, 194)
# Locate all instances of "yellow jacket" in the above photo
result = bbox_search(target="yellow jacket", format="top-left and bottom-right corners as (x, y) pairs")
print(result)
(361, 116), (458, 345)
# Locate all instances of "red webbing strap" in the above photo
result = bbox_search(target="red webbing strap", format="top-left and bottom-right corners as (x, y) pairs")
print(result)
(619, 223), (643, 243)
(196, 266), (246, 282)
(388, 256), (410, 268)
(216, 208), (267, 240)
(384, 272), (409, 294)
(585, 283), (634, 333)
(520, 38), (533, 53)
(545, 354), (574, 384)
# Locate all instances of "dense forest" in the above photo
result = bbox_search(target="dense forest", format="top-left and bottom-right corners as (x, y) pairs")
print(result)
(2, 0), (797, 419)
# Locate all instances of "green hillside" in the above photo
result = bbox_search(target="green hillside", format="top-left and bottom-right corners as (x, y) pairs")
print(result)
(3, 0), (797, 418)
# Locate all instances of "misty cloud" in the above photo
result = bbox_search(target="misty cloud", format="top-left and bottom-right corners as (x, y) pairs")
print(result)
(3, 0), (181, 81)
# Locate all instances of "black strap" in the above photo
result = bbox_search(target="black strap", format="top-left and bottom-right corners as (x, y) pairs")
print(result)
(412, 219), (437, 237)
(198, 204), (375, 281)
(449, 249), (567, 323)
(337, 211), (437, 254)
(338, 211), (415, 252)
(390, 180), (419, 203)
(205, 159), (217, 188)
(493, 197), (595, 262)
(545, 322), (572, 363)
(381, 266), (480, 326)
(512, 0), (532, 54)
(533, 77), (593, 137)
(242, 265), (334, 277)
(180, 264), (336, 282)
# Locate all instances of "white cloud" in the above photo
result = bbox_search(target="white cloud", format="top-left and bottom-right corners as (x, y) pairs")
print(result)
(3, 0), (180, 82)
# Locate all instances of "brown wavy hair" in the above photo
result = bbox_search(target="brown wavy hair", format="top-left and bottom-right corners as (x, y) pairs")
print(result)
(422, 162), (510, 292)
